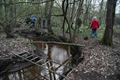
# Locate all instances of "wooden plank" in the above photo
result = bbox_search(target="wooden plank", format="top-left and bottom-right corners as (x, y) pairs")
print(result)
(18, 52), (27, 56)
(26, 54), (33, 59)
(35, 59), (43, 63)
(40, 61), (50, 66)
(30, 57), (39, 61)
(31, 41), (85, 47)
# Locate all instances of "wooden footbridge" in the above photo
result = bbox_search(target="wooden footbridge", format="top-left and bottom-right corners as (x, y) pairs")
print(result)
(0, 40), (84, 80)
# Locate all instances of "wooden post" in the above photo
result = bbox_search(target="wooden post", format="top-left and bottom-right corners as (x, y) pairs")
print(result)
(68, 46), (71, 57)
(47, 46), (53, 80)
(47, 45), (56, 80)
(13, 73), (17, 80)
(22, 69), (26, 80)
(66, 45), (71, 71)
(18, 70), (23, 80)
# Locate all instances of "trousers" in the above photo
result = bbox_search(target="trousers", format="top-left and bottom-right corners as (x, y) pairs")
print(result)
(91, 29), (97, 38)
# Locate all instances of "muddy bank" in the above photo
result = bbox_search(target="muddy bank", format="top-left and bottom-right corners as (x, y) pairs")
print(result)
(66, 35), (120, 80)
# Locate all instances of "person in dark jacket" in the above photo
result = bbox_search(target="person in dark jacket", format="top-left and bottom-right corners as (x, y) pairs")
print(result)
(25, 17), (31, 24)
(90, 16), (100, 38)
(31, 16), (37, 27)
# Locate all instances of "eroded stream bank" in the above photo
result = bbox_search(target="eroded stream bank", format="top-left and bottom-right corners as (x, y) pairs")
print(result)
(0, 33), (84, 80)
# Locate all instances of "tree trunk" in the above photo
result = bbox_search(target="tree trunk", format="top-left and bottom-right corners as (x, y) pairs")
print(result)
(2, 0), (16, 38)
(99, 0), (104, 23)
(62, 0), (66, 36)
(72, 0), (84, 41)
(83, 0), (92, 25)
(3, 0), (7, 22)
(44, 0), (54, 34)
(0, 0), (4, 18)
(62, 0), (72, 40)
(102, 0), (117, 46)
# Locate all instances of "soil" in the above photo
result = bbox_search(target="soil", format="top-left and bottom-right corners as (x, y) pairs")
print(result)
(0, 31), (120, 80)
(66, 34), (120, 80)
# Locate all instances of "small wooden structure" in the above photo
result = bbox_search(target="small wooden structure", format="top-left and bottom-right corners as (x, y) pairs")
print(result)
(0, 39), (84, 80)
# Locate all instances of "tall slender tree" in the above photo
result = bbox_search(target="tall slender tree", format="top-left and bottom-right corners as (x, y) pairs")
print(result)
(44, 0), (54, 34)
(0, 0), (4, 18)
(62, 0), (69, 36)
(102, 0), (117, 46)
(99, 0), (104, 22)
(72, 0), (84, 41)
(83, 0), (92, 25)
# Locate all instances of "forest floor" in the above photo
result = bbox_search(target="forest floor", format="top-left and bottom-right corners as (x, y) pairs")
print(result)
(67, 33), (120, 80)
(0, 29), (120, 80)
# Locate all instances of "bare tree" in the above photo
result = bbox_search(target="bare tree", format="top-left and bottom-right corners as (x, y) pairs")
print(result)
(72, 0), (84, 41)
(83, 0), (92, 25)
(102, 0), (117, 46)
(99, 0), (104, 22)
(62, 0), (69, 37)
(0, 0), (17, 37)
(0, 0), (4, 19)
(44, 0), (54, 34)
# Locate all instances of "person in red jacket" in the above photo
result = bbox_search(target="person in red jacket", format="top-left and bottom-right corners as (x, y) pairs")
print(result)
(90, 16), (100, 38)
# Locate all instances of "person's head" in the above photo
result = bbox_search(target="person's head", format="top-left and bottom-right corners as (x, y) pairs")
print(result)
(92, 16), (97, 20)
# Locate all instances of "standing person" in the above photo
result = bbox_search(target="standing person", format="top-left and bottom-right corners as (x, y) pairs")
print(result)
(25, 17), (31, 24)
(31, 16), (37, 28)
(90, 16), (100, 38)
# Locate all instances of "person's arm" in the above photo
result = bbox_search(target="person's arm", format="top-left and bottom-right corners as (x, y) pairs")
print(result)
(90, 21), (92, 28)
(98, 20), (100, 28)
